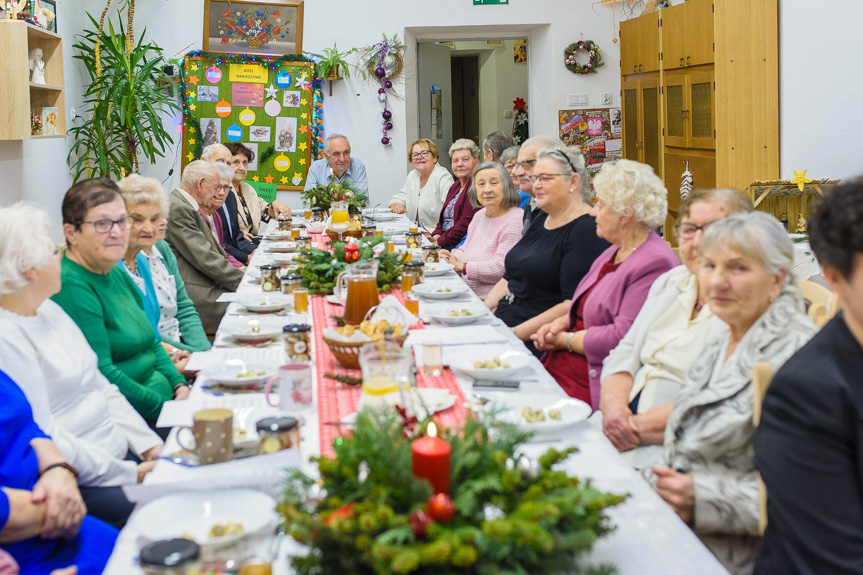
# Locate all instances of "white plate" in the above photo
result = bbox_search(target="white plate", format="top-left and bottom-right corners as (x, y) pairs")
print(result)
(363, 208), (397, 221)
(423, 262), (455, 277)
(425, 304), (487, 326)
(411, 282), (470, 300)
(200, 361), (276, 386)
(305, 223), (326, 234)
(133, 489), (279, 549)
(454, 350), (531, 380)
(265, 241), (297, 253)
(222, 323), (283, 343)
(491, 393), (592, 437)
(265, 230), (293, 239)
(268, 253), (298, 265)
(237, 294), (292, 312)
(347, 388), (456, 423)
(325, 294), (344, 306)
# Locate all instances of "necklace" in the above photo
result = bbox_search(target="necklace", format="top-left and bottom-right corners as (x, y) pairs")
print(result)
(615, 232), (650, 263)
(546, 202), (588, 230)
(123, 259), (140, 276)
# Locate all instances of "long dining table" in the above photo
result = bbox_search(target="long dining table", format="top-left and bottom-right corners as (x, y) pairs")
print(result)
(104, 213), (729, 574)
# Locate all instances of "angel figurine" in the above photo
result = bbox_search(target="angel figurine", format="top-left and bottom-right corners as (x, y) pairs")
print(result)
(796, 214), (807, 234)
(29, 48), (46, 85)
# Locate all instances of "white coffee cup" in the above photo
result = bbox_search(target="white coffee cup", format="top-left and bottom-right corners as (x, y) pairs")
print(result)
(265, 364), (313, 410)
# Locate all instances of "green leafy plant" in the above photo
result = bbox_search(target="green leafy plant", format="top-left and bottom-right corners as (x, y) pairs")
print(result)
(67, 13), (180, 181)
(296, 235), (403, 295)
(281, 409), (628, 574)
(308, 43), (357, 79)
(301, 179), (368, 213)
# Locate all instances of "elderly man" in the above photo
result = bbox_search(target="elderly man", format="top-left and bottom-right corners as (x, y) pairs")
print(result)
(166, 160), (244, 333)
(304, 133), (369, 194)
(511, 135), (565, 236)
(201, 144), (254, 265)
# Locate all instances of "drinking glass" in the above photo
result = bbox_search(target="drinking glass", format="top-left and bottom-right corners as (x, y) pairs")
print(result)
(423, 343), (443, 377)
(330, 201), (350, 242)
(293, 287), (309, 313)
(404, 293), (419, 316)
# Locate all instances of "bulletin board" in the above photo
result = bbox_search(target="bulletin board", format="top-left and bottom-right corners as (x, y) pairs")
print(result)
(558, 108), (622, 175)
(181, 52), (323, 192)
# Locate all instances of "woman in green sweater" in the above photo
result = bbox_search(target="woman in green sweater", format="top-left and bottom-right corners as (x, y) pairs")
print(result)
(117, 174), (211, 355)
(52, 178), (189, 431)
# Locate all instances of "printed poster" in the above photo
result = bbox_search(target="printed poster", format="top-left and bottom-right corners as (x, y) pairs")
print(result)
(275, 117), (297, 152)
(231, 83), (265, 107)
(249, 126), (271, 142)
(558, 107), (622, 173)
(283, 91), (301, 107)
(201, 118), (221, 147)
(197, 85), (220, 102)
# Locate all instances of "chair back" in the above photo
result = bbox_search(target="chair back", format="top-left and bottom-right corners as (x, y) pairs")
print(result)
(752, 361), (774, 535)
(799, 279), (839, 327)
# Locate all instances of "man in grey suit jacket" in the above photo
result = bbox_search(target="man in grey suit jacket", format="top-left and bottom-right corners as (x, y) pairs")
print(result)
(166, 160), (244, 333)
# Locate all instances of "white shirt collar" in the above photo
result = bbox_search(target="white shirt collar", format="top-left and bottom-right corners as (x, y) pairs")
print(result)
(177, 187), (200, 211)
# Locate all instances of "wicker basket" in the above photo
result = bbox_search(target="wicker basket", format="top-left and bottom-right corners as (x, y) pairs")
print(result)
(323, 333), (408, 369)
(325, 228), (364, 243)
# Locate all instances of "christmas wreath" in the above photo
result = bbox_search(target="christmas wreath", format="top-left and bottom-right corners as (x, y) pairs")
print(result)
(564, 41), (604, 75)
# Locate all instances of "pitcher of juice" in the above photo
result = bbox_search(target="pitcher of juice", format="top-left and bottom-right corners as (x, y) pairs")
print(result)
(334, 260), (380, 325)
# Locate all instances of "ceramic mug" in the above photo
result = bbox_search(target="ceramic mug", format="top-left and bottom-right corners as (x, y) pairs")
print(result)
(177, 408), (234, 465)
(265, 364), (313, 409)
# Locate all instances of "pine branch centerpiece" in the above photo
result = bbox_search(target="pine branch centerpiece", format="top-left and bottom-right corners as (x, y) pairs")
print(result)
(281, 409), (627, 574)
(296, 235), (403, 295)
(301, 178), (368, 214)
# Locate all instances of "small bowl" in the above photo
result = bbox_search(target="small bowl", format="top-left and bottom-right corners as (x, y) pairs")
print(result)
(410, 282), (470, 300)
(201, 360), (277, 386)
(237, 294), (292, 312)
(423, 262), (455, 277)
(454, 351), (531, 380)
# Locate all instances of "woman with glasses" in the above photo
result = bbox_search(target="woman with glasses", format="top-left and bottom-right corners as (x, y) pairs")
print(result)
(51, 179), (189, 434)
(117, 174), (211, 358)
(388, 139), (454, 230)
(430, 139), (481, 248)
(597, 189), (753, 464)
(500, 145), (529, 209)
(533, 160), (678, 408)
(484, 146), (610, 357)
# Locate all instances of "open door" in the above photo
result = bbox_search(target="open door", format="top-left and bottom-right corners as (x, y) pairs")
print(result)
(417, 42), (454, 168)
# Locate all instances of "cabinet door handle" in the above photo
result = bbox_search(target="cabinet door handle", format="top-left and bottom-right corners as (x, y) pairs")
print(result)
(638, 64), (643, 73)
(681, 110), (686, 120)
(679, 57), (684, 67)
(686, 56), (690, 66)
(634, 65), (638, 73)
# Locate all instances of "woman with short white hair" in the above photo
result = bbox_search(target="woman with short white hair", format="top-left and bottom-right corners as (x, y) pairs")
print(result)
(534, 159), (679, 408)
(430, 138), (482, 248)
(0, 202), (165, 529)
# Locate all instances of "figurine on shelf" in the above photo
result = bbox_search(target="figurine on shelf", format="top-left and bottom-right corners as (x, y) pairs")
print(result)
(30, 110), (42, 136)
(778, 210), (789, 231)
(796, 214), (807, 234)
(28, 48), (45, 85)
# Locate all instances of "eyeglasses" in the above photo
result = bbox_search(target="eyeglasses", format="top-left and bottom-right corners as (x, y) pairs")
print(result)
(411, 150), (431, 160)
(528, 173), (568, 185)
(675, 222), (713, 240)
(513, 159), (537, 170)
(78, 217), (132, 233)
(504, 162), (516, 170)
(216, 185), (231, 192)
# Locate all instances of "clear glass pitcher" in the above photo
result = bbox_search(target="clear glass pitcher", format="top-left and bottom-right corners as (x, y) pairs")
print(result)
(334, 259), (380, 325)
(358, 341), (413, 413)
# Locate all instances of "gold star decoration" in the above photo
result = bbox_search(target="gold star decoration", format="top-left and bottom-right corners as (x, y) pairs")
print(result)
(187, 75), (200, 85)
(189, 104), (196, 111)
(298, 142), (307, 152)
(187, 152), (194, 161)
(252, 176), (260, 182)
(191, 62), (199, 71)
(189, 127), (196, 134)
(299, 158), (306, 166)
(293, 172), (304, 181)
(300, 98), (308, 106)
(280, 176), (288, 184)
(187, 91), (196, 100)
(264, 174), (275, 184)
(188, 138), (195, 145)
(298, 125), (309, 134)
(791, 169), (813, 192)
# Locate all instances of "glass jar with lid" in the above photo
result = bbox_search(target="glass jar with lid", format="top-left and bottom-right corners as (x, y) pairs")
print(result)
(405, 231), (423, 250)
(422, 245), (440, 263)
(401, 261), (424, 292)
(256, 416), (300, 454)
(277, 214), (291, 231)
(295, 235), (312, 251)
(260, 264), (281, 292)
(310, 207), (324, 224)
(283, 324), (312, 362)
(280, 272), (303, 295)
(140, 539), (200, 575)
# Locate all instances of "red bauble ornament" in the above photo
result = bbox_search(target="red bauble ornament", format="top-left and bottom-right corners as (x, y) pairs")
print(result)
(408, 509), (432, 539)
(427, 493), (456, 523)
(325, 502), (355, 526)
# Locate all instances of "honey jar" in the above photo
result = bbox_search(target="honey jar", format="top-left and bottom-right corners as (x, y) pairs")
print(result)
(405, 231), (423, 250)
(256, 416), (300, 454)
(283, 324), (312, 361)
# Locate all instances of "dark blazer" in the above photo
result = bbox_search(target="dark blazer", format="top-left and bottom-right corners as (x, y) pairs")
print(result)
(219, 190), (256, 264)
(754, 314), (863, 574)
(166, 189), (244, 333)
(432, 179), (480, 248)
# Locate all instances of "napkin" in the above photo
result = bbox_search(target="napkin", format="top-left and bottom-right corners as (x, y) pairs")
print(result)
(404, 325), (508, 347)
(371, 295), (419, 326)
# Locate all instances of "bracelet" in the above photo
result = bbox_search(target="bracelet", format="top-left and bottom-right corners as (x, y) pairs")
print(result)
(565, 332), (576, 353)
(173, 382), (190, 392)
(41, 462), (79, 480)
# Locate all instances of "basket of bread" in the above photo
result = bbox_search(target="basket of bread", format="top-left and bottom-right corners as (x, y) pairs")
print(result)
(323, 320), (407, 369)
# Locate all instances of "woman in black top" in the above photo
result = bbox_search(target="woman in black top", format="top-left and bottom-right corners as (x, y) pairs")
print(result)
(485, 146), (609, 356)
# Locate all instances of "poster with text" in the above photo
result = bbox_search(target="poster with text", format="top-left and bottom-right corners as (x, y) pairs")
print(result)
(558, 107), (622, 180)
(232, 83), (265, 107)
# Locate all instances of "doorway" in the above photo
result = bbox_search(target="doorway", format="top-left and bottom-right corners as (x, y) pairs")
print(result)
(451, 56), (480, 144)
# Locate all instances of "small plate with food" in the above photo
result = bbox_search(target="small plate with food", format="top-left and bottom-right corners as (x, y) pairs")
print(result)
(264, 229), (293, 240)
(200, 360), (276, 386)
(425, 304), (487, 326)
(454, 350), (531, 380)
(222, 322), (283, 344)
(363, 208), (397, 221)
(264, 241), (297, 253)
(423, 261), (455, 277)
(489, 393), (591, 437)
(237, 294), (292, 313)
(410, 282), (470, 300)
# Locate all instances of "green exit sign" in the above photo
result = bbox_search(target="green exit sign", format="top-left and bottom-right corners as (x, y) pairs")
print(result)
(473, 0), (509, 4)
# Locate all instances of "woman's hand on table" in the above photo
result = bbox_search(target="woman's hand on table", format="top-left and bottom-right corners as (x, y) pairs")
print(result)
(137, 460), (157, 483)
(603, 404), (641, 452)
(173, 385), (191, 401)
(652, 467), (695, 524)
(31, 468), (85, 539)
(268, 201), (291, 218)
(440, 250), (465, 273)
(389, 203), (406, 214)
(142, 444), (163, 462)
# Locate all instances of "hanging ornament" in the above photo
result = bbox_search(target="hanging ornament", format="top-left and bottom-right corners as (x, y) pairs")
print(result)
(275, 70), (292, 89)
(239, 107), (256, 126)
(357, 34), (405, 147)
(205, 66), (222, 83)
(265, 99), (282, 117)
(274, 153), (291, 172)
(295, 72), (311, 90)
(680, 160), (693, 201)
(265, 83), (279, 100)
(215, 99), (232, 118)
(225, 123), (243, 142)
(377, 92), (387, 103)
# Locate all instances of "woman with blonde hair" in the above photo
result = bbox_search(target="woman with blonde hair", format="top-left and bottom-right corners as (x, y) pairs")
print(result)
(388, 138), (454, 230)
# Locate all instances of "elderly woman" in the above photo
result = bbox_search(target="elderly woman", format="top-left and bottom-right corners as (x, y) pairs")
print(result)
(439, 162), (524, 298)
(0, 203), (166, 528)
(643, 212), (816, 574)
(0, 368), (118, 574)
(388, 139), (455, 230)
(430, 139), (482, 248)
(501, 145), (529, 209)
(598, 189), (753, 463)
(754, 179), (863, 574)
(51, 178), (189, 430)
(482, 130), (514, 163)
(485, 147), (610, 357)
(220, 142), (290, 238)
(117, 175), (211, 355)
(533, 160), (678, 407)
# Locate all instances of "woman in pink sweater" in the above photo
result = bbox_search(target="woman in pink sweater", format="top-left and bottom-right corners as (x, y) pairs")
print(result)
(440, 162), (524, 298)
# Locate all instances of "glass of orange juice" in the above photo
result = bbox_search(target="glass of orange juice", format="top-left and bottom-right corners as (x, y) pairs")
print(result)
(330, 201), (350, 243)
(404, 293), (419, 316)
(293, 287), (309, 313)
(409, 226), (418, 234)
(386, 240), (395, 254)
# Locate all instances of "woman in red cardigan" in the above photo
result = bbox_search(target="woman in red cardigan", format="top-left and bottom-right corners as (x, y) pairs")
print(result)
(429, 139), (481, 248)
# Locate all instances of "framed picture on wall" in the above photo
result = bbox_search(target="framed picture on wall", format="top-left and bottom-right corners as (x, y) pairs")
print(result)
(31, 0), (57, 33)
(203, 0), (304, 56)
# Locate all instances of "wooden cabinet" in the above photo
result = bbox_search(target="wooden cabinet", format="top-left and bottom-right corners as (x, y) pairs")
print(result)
(620, 11), (659, 74)
(663, 69), (714, 150)
(622, 74), (661, 177)
(663, 149), (716, 214)
(661, 0), (714, 70)
(0, 21), (66, 141)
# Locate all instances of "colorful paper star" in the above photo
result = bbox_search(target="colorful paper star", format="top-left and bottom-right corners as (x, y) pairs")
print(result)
(187, 91), (195, 100)
(187, 152), (194, 161)
(265, 83), (279, 100)
(294, 172), (304, 181)
(298, 142), (307, 152)
(299, 158), (306, 166)
(191, 63), (199, 71)
(189, 127), (196, 134)
(280, 176), (288, 184)
(300, 98), (308, 106)
(187, 75), (200, 85)
(252, 176), (260, 182)
(791, 169), (813, 192)
(189, 104), (196, 111)
(188, 138), (195, 145)
(294, 73), (310, 90)
(264, 174), (274, 184)
(298, 125), (309, 134)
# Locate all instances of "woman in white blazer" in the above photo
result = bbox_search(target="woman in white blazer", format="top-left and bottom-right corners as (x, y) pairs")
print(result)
(388, 138), (454, 230)
(598, 189), (753, 463)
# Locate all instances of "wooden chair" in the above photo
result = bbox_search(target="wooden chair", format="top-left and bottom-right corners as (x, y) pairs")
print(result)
(752, 362), (774, 535)
(799, 280), (840, 328)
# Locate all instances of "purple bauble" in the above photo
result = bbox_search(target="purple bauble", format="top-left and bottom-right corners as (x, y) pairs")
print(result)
(382, 110), (392, 120)
(386, 121), (393, 130)
(378, 87), (386, 94)
(375, 67), (386, 78)
(384, 80), (393, 89)
(381, 137), (391, 145)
